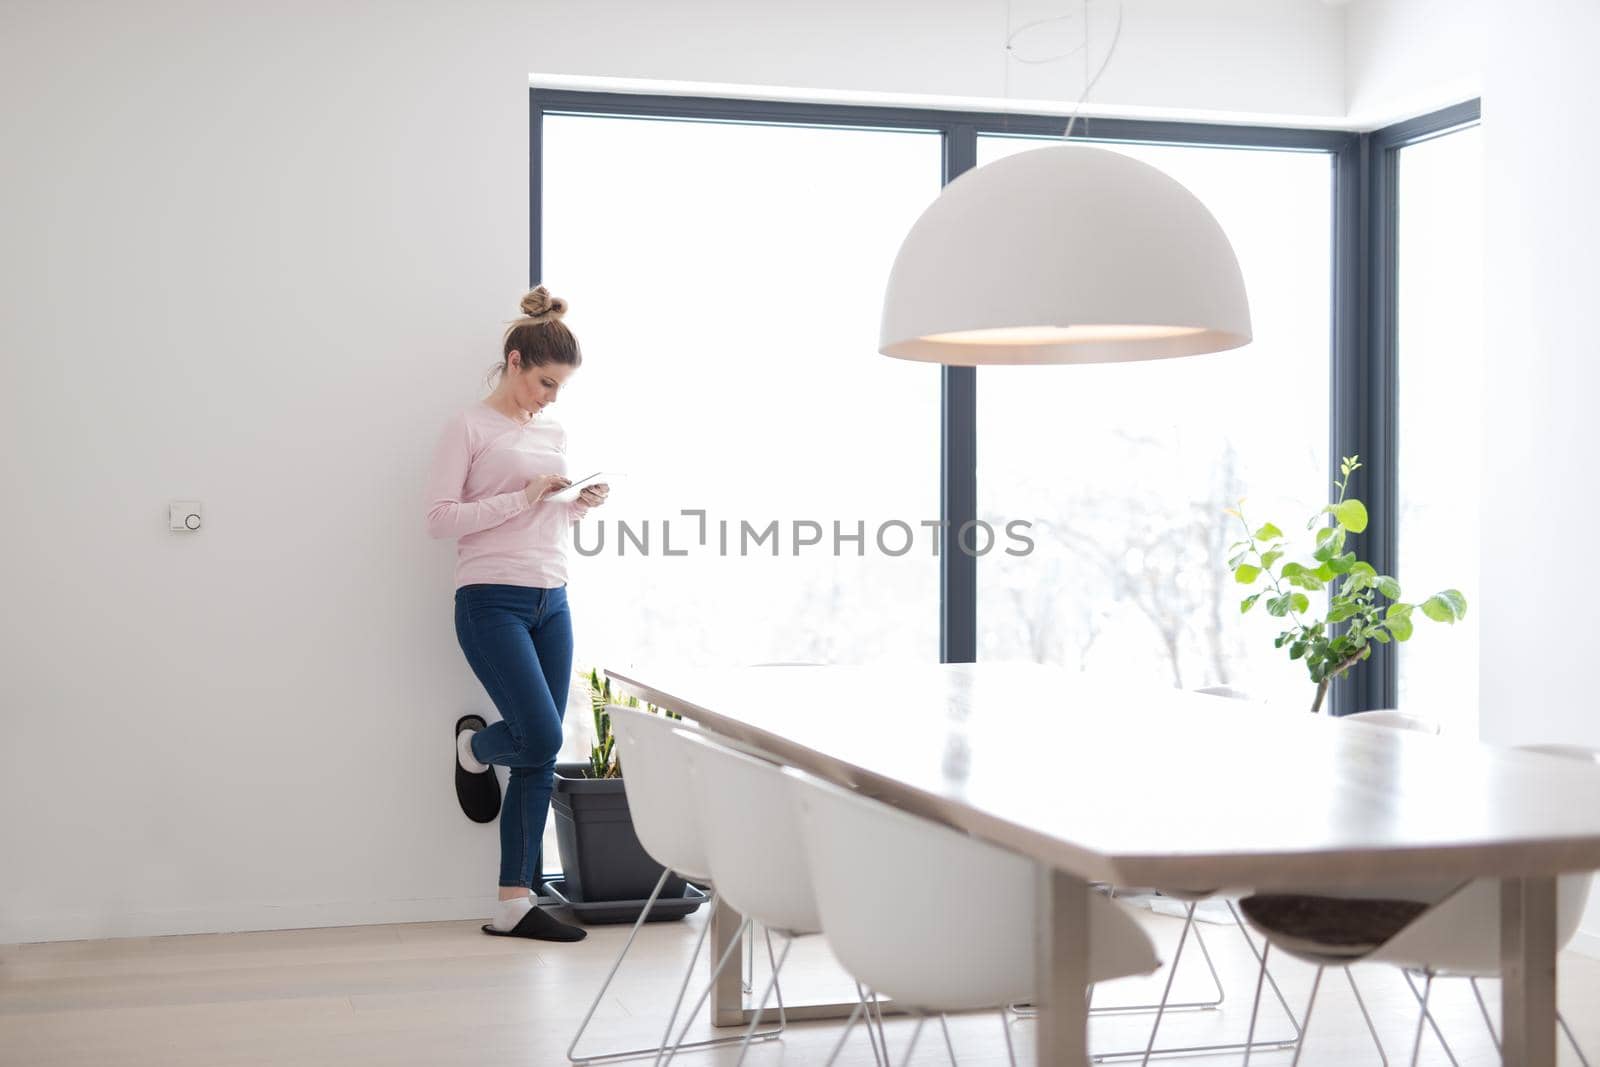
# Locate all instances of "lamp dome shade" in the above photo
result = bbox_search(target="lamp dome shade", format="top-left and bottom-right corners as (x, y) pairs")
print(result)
(878, 144), (1252, 365)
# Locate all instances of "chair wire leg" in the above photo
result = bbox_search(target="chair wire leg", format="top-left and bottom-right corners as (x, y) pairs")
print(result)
(1242, 942), (1270, 1067)
(660, 916), (751, 1066)
(1469, 977), (1499, 1050)
(566, 869), (676, 1065)
(1228, 900), (1303, 1042)
(1287, 966), (1323, 1067)
(1468, 977), (1589, 1067)
(1408, 971), (1433, 1067)
(763, 926), (787, 1029)
(1402, 970), (1458, 1067)
(870, 988), (892, 1060)
(825, 996), (869, 1067)
(856, 983), (887, 1067)
(744, 921), (754, 996)
(1346, 968), (1389, 1066)
(1188, 920), (1228, 1006)
(1089, 904), (1299, 1062)
(733, 932), (793, 1066)
(897, 1013), (926, 1067)
(1560, 1012), (1593, 1067)
(938, 1014), (958, 1065)
(652, 895), (720, 1065)
(1083, 901), (1223, 1019)
(1000, 1008), (1018, 1067)
(1138, 902), (1198, 1067)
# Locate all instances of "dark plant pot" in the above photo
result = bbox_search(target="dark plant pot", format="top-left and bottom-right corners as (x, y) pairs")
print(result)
(551, 761), (687, 911)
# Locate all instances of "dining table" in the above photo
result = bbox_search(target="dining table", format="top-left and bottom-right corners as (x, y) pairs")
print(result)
(606, 661), (1600, 1066)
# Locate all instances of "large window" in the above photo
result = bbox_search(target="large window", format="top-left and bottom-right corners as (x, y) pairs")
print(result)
(1395, 124), (1484, 731)
(527, 91), (1471, 870)
(543, 115), (943, 678)
(974, 137), (1333, 707)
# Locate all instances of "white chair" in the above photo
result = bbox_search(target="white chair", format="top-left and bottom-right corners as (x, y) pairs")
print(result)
(787, 766), (1161, 1066)
(566, 705), (784, 1065)
(1240, 742), (1598, 1067)
(1343, 708), (1442, 734)
(673, 730), (888, 1066)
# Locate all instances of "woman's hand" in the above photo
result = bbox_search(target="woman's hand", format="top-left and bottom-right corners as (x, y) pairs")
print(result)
(524, 474), (572, 505)
(578, 483), (610, 508)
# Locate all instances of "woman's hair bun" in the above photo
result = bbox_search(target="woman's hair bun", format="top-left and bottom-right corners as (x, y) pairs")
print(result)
(519, 285), (568, 324)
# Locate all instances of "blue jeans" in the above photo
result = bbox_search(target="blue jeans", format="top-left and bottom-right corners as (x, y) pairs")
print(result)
(454, 583), (573, 888)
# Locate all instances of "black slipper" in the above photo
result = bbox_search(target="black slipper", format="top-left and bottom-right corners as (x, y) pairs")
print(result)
(481, 906), (587, 942)
(455, 714), (500, 824)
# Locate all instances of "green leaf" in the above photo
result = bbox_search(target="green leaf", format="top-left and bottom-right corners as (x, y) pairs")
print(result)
(1228, 551), (1248, 567)
(1327, 552), (1358, 575)
(1333, 499), (1369, 533)
(1421, 589), (1468, 623)
(1289, 641), (1307, 660)
(1290, 593), (1311, 615)
(1260, 549), (1284, 571)
(1315, 563), (1337, 582)
(1348, 562), (1376, 580)
(1281, 562), (1307, 578)
(1327, 601), (1360, 624)
(1371, 628), (1391, 644)
(1376, 576), (1402, 600)
(1241, 593), (1262, 614)
(1267, 594), (1292, 618)
(1255, 522), (1284, 541)
(1315, 526), (1337, 545)
(1234, 564), (1261, 585)
(1287, 572), (1325, 591)
(1387, 613), (1415, 641)
(1313, 529), (1346, 562)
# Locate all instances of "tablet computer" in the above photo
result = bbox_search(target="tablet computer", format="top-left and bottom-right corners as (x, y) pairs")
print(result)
(546, 471), (621, 504)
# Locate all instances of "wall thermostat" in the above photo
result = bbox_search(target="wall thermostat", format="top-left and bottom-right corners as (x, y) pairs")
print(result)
(169, 501), (203, 532)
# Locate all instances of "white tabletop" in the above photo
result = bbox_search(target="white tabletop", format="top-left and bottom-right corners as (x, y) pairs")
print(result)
(607, 661), (1600, 891)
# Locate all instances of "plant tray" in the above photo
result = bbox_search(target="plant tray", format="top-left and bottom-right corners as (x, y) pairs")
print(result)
(541, 877), (709, 925)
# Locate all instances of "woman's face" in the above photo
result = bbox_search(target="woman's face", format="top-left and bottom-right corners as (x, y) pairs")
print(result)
(508, 353), (575, 414)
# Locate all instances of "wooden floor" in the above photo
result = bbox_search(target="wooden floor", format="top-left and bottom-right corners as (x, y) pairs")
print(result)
(3, 901), (1597, 1065)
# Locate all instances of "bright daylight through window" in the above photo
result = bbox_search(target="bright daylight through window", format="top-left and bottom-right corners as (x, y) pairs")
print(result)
(537, 114), (944, 869)
(1395, 124), (1484, 733)
(974, 135), (1333, 708)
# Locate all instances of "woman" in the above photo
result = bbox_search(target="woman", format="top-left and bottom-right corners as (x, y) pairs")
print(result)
(425, 285), (608, 942)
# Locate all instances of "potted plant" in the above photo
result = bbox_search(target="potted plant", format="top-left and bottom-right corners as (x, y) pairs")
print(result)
(547, 669), (704, 923)
(1226, 456), (1468, 713)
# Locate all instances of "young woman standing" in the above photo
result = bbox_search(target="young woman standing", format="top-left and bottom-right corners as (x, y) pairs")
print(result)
(425, 286), (609, 941)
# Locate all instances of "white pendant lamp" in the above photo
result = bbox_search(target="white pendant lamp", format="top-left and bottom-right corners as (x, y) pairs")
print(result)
(879, 144), (1251, 365)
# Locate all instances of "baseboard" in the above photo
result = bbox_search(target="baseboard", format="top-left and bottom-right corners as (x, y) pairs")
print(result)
(1571, 927), (1600, 960)
(0, 895), (496, 946)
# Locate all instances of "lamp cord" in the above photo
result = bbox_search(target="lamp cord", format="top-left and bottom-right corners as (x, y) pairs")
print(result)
(1002, 0), (1126, 139)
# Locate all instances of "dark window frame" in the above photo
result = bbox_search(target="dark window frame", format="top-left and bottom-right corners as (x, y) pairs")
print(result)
(1337, 98), (1481, 716)
(529, 87), (1477, 711)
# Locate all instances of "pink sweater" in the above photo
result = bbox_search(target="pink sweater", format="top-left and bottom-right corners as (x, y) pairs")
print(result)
(425, 402), (591, 590)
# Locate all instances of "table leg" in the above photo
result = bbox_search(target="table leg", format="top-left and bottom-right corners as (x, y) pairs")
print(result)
(1500, 876), (1558, 1066)
(712, 894), (747, 1027)
(1036, 866), (1091, 1067)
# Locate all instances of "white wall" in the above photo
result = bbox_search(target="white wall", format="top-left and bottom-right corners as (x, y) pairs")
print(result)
(1344, 0), (1483, 127)
(0, 0), (543, 942)
(0, 0), (1442, 944)
(527, 0), (1347, 125)
(1479, 0), (1600, 949)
